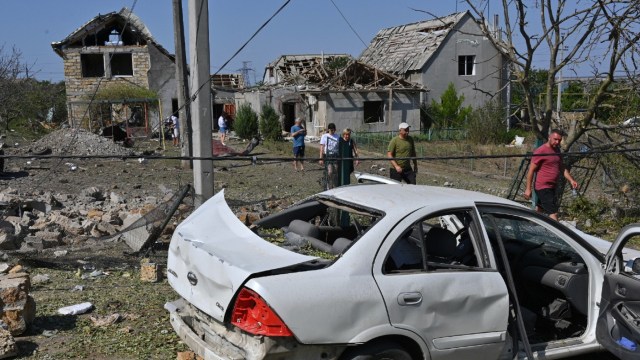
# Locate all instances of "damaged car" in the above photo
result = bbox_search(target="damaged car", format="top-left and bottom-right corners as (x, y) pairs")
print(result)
(166, 184), (640, 360)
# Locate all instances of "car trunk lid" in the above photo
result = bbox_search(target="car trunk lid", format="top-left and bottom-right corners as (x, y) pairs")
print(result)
(167, 190), (317, 322)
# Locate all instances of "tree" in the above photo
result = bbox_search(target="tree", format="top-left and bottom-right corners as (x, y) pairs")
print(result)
(0, 45), (33, 131)
(428, 83), (472, 128)
(259, 104), (281, 141)
(234, 103), (259, 140)
(465, 0), (640, 152)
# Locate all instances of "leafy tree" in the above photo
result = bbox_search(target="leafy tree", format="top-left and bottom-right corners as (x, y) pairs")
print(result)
(0, 45), (32, 131)
(428, 83), (472, 128)
(234, 103), (259, 140)
(259, 103), (281, 141)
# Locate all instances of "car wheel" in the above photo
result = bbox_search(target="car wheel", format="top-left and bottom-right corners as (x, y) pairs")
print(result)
(340, 341), (414, 360)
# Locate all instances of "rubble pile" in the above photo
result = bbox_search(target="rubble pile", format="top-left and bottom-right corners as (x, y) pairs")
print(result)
(0, 186), (167, 252)
(30, 128), (133, 156)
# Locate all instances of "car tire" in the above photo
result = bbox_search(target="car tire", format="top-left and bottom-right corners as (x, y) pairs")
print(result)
(340, 341), (414, 360)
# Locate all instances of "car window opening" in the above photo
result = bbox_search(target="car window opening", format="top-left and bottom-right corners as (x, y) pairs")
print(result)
(384, 210), (482, 274)
(254, 199), (381, 261)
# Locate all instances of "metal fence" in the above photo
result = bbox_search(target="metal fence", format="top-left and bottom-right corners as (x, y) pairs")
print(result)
(353, 128), (468, 155)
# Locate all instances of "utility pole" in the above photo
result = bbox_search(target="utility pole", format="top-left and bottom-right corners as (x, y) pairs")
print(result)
(188, 0), (214, 206)
(172, 0), (192, 169)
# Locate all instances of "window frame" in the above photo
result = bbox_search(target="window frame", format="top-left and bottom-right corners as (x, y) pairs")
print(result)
(80, 53), (105, 78)
(363, 100), (385, 124)
(458, 55), (476, 76)
(109, 53), (134, 77)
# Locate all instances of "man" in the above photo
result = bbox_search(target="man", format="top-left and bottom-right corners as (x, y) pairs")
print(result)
(290, 118), (306, 171)
(170, 114), (180, 147)
(524, 129), (578, 221)
(387, 122), (418, 184)
(319, 123), (340, 189)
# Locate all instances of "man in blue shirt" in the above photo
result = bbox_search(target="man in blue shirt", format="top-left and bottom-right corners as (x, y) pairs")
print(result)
(291, 118), (306, 171)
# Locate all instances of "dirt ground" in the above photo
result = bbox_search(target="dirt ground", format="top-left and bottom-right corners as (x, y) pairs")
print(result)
(0, 131), (614, 359)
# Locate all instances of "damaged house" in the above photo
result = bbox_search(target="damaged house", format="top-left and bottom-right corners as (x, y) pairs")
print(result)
(359, 11), (506, 109)
(51, 7), (177, 137)
(238, 54), (425, 137)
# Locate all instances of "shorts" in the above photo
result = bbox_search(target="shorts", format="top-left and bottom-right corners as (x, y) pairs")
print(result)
(173, 128), (179, 138)
(293, 146), (305, 157)
(536, 188), (559, 215)
(219, 126), (227, 134)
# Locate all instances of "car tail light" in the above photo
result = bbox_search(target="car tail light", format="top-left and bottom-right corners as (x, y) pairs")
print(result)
(231, 287), (293, 337)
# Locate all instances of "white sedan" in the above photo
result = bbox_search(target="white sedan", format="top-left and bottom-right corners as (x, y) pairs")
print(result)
(166, 183), (640, 360)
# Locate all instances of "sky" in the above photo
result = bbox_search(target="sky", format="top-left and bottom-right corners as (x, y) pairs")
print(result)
(1, 0), (507, 83)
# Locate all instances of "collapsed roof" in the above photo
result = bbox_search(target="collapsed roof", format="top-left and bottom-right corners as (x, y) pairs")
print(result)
(359, 11), (469, 75)
(51, 7), (174, 61)
(211, 74), (245, 90)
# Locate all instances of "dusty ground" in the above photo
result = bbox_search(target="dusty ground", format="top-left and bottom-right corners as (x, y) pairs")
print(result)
(0, 130), (615, 359)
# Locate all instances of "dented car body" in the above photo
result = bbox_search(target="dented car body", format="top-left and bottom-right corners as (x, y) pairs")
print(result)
(166, 184), (640, 360)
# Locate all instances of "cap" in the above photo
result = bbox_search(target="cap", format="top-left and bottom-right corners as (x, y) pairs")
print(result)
(399, 122), (410, 130)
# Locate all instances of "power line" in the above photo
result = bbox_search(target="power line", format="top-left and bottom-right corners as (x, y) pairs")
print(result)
(328, 0), (368, 47)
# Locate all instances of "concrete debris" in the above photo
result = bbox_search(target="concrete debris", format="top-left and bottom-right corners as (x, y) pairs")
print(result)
(53, 250), (68, 258)
(176, 351), (204, 360)
(31, 274), (51, 285)
(31, 128), (133, 157)
(89, 313), (122, 327)
(140, 259), (161, 282)
(0, 271), (36, 335)
(58, 302), (93, 316)
(0, 327), (17, 359)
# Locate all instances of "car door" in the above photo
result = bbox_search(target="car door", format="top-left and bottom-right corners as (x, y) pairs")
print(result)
(372, 207), (510, 360)
(597, 224), (640, 360)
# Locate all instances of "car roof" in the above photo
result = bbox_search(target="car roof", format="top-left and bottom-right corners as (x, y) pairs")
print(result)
(323, 184), (522, 213)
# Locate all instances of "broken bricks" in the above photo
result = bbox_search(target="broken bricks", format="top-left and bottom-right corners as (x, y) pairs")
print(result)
(0, 271), (36, 336)
(140, 259), (161, 283)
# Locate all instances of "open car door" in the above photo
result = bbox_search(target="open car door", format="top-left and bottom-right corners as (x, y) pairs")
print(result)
(597, 224), (640, 359)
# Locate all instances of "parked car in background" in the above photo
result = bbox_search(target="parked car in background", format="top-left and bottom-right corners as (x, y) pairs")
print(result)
(166, 183), (640, 360)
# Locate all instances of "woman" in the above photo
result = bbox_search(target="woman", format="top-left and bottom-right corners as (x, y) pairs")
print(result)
(218, 112), (228, 145)
(338, 128), (359, 185)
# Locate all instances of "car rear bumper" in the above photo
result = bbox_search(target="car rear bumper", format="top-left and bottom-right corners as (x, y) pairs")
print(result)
(165, 299), (344, 360)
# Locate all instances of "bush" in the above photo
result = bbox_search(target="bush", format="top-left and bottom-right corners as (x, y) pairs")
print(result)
(466, 100), (529, 144)
(259, 104), (282, 141)
(234, 103), (259, 140)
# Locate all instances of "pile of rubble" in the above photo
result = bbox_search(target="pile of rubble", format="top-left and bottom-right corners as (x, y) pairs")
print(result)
(0, 186), (169, 252)
(29, 128), (133, 156)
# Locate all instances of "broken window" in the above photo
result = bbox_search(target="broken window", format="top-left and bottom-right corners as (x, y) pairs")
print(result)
(81, 54), (105, 78)
(110, 53), (133, 76)
(384, 210), (482, 273)
(458, 55), (475, 76)
(364, 101), (384, 123)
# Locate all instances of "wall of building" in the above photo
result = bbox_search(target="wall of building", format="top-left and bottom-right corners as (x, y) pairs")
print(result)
(147, 44), (177, 127)
(421, 15), (503, 110)
(320, 91), (422, 134)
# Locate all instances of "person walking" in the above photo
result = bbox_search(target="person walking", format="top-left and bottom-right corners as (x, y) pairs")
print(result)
(319, 123), (340, 189)
(170, 114), (180, 147)
(387, 122), (418, 184)
(524, 129), (579, 221)
(290, 118), (306, 171)
(337, 128), (359, 185)
(218, 112), (229, 145)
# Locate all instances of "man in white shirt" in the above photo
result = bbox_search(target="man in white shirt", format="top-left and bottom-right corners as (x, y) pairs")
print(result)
(319, 123), (339, 189)
(170, 114), (180, 147)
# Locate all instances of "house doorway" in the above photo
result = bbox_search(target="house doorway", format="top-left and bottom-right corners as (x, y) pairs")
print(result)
(282, 102), (296, 132)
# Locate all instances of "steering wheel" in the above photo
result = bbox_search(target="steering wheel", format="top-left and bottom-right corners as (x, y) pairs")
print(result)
(453, 227), (468, 240)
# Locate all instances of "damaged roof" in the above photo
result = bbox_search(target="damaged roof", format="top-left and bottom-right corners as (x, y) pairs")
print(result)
(316, 60), (424, 92)
(211, 74), (245, 90)
(359, 11), (469, 74)
(51, 7), (174, 61)
(264, 54), (352, 85)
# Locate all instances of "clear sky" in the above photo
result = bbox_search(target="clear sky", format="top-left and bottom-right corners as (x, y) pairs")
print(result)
(1, 0), (506, 83)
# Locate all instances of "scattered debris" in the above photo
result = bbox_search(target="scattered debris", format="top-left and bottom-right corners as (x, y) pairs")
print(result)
(71, 285), (85, 292)
(0, 271), (36, 335)
(140, 259), (161, 283)
(58, 302), (93, 316)
(31, 274), (50, 285)
(89, 313), (122, 327)
(177, 351), (204, 360)
(0, 327), (17, 359)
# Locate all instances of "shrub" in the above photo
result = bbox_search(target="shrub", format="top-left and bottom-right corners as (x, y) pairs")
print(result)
(259, 104), (282, 141)
(466, 100), (529, 145)
(428, 83), (472, 128)
(234, 103), (259, 140)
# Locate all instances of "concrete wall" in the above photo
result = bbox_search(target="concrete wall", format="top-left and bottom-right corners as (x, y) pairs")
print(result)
(320, 91), (421, 135)
(420, 15), (504, 110)
(146, 44), (177, 128)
